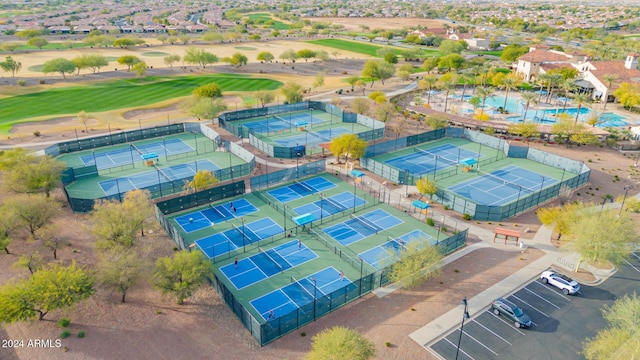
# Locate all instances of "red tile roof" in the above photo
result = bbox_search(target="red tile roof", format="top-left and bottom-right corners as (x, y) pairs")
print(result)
(518, 49), (569, 63)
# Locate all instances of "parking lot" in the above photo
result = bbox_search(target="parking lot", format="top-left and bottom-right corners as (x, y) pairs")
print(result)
(429, 251), (640, 360)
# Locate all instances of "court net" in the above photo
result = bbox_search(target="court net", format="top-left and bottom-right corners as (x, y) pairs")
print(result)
(308, 130), (331, 143)
(291, 275), (316, 299)
(295, 180), (315, 194)
(258, 247), (283, 272)
(153, 164), (173, 183)
(350, 213), (382, 234)
(414, 147), (458, 167)
(478, 170), (537, 193)
(273, 114), (296, 127)
(130, 143), (145, 156)
(324, 196), (347, 212)
(231, 223), (251, 244)
(210, 205), (226, 219)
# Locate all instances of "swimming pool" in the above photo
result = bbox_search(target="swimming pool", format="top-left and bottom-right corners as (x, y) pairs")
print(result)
(599, 112), (631, 127)
(506, 110), (631, 127)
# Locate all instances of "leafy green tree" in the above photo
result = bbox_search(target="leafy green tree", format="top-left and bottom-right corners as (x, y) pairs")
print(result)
(315, 49), (330, 61)
(0, 261), (94, 322)
(279, 48), (298, 64)
(306, 326), (376, 360)
(613, 83), (640, 110)
(537, 202), (582, 241)
(202, 31), (224, 43)
(16, 29), (43, 38)
(256, 51), (275, 62)
(113, 38), (136, 48)
(583, 293), (640, 360)
(153, 251), (210, 304)
(419, 74), (438, 104)
(132, 61), (147, 77)
(475, 86), (495, 111)
(297, 49), (316, 62)
(345, 76), (360, 92)
(182, 97), (227, 121)
(4, 195), (58, 239)
(121, 189), (154, 237)
(356, 80), (367, 96)
(500, 44), (528, 62)
(388, 242), (443, 288)
(228, 52), (248, 68)
(193, 83), (222, 99)
(329, 134), (368, 163)
(14, 252), (44, 275)
(0, 56), (22, 77)
(27, 37), (48, 49)
(254, 90), (275, 108)
(361, 60), (395, 87)
(42, 58), (75, 78)
(438, 53), (465, 72)
(184, 170), (219, 193)
(1, 43), (19, 53)
(313, 74), (324, 91)
(281, 81), (303, 103)
(117, 55), (140, 72)
(500, 76), (520, 110)
(73, 54), (108, 74)
(425, 114), (449, 129)
(374, 102), (395, 122)
(97, 248), (145, 303)
(39, 224), (66, 260)
(565, 207), (637, 270)
(91, 198), (139, 249)
(2, 152), (64, 197)
(438, 39), (467, 54)
(163, 54), (181, 68)
(352, 97), (369, 115)
(508, 122), (540, 140)
(422, 57), (439, 72)
(416, 177), (438, 197)
(183, 47), (219, 68)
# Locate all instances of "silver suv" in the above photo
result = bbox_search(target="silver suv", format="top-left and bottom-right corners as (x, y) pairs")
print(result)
(491, 298), (532, 328)
(540, 270), (580, 295)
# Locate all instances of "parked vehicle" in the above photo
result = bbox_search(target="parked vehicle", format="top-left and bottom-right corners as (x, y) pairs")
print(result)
(540, 270), (580, 295)
(491, 298), (532, 328)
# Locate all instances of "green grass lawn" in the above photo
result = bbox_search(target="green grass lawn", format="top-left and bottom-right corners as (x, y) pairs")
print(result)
(307, 39), (386, 57)
(0, 74), (282, 133)
(141, 51), (170, 57)
(246, 13), (290, 30)
(27, 64), (44, 72)
(472, 50), (504, 56)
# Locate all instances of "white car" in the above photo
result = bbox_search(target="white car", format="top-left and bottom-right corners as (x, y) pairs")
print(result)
(540, 270), (580, 295)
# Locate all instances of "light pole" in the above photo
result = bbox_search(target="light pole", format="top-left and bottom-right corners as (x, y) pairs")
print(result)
(319, 193), (324, 224)
(455, 297), (470, 360)
(241, 217), (246, 252)
(353, 177), (357, 213)
(310, 277), (317, 320)
(283, 205), (287, 233)
(405, 169), (410, 196)
(229, 152), (233, 183)
(620, 186), (629, 215)
(296, 144), (301, 179)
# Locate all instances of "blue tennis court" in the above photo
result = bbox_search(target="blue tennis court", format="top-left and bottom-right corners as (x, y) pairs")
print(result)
(194, 217), (284, 259)
(98, 159), (220, 196)
(359, 229), (436, 270)
(175, 199), (258, 233)
(274, 127), (352, 148)
(385, 144), (479, 176)
(293, 191), (366, 218)
(267, 177), (336, 203)
(250, 267), (356, 321)
(448, 165), (558, 206)
(80, 138), (194, 170)
(323, 208), (403, 246)
(220, 240), (318, 290)
(244, 114), (326, 134)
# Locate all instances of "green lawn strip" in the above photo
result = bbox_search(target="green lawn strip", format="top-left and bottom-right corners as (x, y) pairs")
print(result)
(141, 51), (170, 57)
(0, 74), (282, 132)
(246, 13), (290, 30)
(307, 39), (386, 57)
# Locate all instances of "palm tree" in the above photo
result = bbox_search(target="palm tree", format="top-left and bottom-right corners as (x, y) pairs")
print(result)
(536, 73), (550, 103)
(500, 76), (519, 112)
(545, 73), (562, 103)
(475, 86), (495, 113)
(439, 74), (459, 113)
(572, 93), (591, 124)
(602, 74), (618, 110)
(419, 74), (438, 104)
(560, 79), (577, 111)
(520, 91), (538, 121)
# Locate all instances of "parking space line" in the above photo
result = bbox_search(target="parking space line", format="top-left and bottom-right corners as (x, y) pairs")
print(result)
(623, 258), (639, 272)
(443, 337), (476, 360)
(632, 252), (640, 261)
(523, 287), (561, 308)
(511, 295), (549, 318)
(473, 321), (512, 345)
(531, 281), (572, 301)
(487, 311), (526, 335)
(458, 329), (499, 356)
